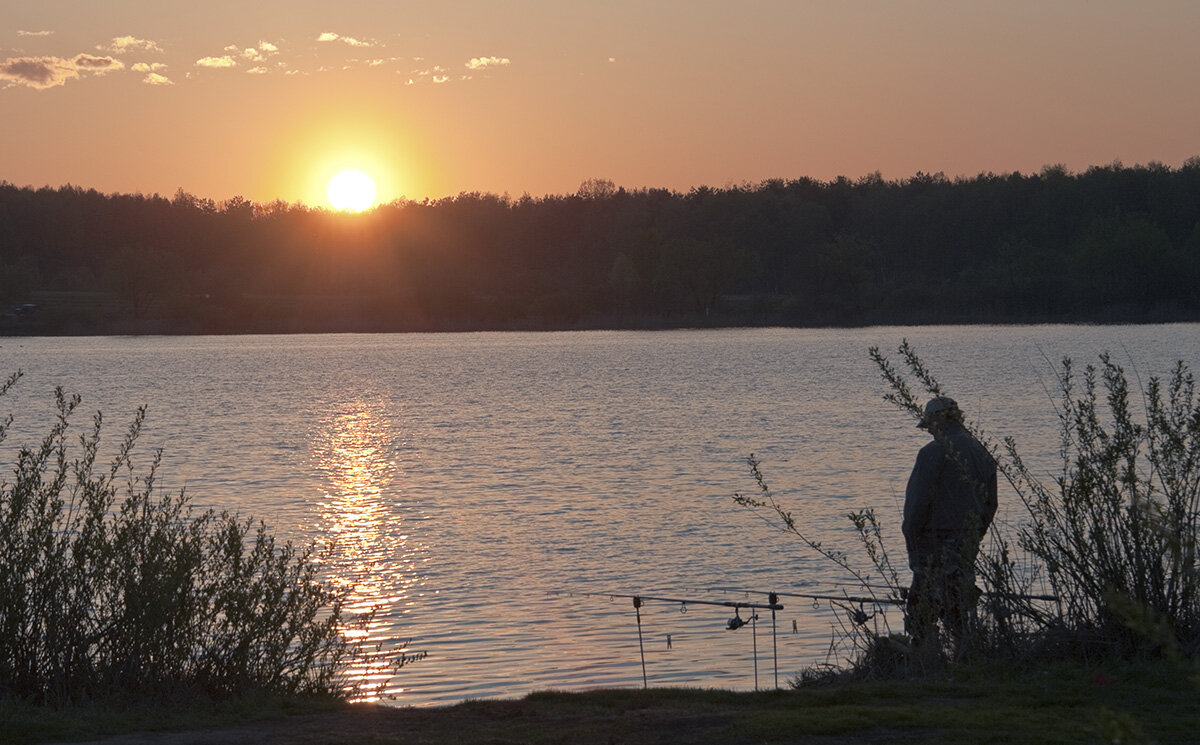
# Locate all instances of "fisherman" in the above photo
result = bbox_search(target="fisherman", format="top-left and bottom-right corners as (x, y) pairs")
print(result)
(902, 396), (997, 648)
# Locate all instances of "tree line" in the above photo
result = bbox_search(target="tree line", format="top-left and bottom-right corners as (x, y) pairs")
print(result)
(3, 159), (1200, 334)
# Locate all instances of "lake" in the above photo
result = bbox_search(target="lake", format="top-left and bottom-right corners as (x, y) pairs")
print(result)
(2, 324), (1198, 705)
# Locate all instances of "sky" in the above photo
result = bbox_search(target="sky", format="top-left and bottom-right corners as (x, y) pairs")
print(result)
(2, 1), (1199, 207)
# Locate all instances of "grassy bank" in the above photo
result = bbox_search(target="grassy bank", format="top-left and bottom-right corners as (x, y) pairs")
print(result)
(7, 659), (1195, 745)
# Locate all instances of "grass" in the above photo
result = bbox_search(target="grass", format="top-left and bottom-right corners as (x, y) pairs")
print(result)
(0, 692), (348, 744)
(7, 659), (1196, 744)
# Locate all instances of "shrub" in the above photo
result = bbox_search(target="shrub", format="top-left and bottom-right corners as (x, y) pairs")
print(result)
(0, 373), (375, 704)
(872, 342), (1200, 660)
(1005, 353), (1200, 656)
(740, 342), (1200, 677)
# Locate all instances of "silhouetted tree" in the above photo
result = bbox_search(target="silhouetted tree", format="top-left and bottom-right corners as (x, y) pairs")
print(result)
(3, 159), (1200, 333)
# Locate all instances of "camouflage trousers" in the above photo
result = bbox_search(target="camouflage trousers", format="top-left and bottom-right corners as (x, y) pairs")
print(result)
(905, 542), (980, 648)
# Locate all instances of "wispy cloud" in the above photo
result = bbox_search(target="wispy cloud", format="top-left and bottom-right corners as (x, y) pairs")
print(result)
(17, 30), (54, 38)
(131, 62), (167, 73)
(405, 64), (453, 85)
(317, 32), (377, 48)
(143, 72), (172, 86)
(0, 53), (122, 89)
(195, 55), (236, 69)
(107, 36), (163, 54)
(466, 56), (510, 71)
(405, 55), (511, 85)
(206, 40), (282, 71)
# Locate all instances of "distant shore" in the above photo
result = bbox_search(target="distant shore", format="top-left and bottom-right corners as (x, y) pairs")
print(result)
(5, 296), (1200, 338)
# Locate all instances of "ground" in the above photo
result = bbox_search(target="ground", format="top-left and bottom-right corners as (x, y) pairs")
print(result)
(22, 662), (1200, 745)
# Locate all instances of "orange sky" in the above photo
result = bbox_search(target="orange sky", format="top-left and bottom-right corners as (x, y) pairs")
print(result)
(2, 1), (1199, 207)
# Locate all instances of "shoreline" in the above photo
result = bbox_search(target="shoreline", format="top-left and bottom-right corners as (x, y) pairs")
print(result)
(6, 312), (1200, 339)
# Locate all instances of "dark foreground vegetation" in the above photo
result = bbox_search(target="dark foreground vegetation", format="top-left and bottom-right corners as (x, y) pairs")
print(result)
(737, 344), (1200, 743)
(6, 659), (1197, 744)
(5, 159), (1200, 334)
(0, 372), (417, 712)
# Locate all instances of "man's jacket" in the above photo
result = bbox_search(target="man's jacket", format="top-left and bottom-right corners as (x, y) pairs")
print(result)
(902, 423), (998, 570)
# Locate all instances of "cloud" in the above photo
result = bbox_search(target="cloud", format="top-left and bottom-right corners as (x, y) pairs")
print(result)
(143, 72), (172, 86)
(72, 54), (122, 71)
(405, 64), (450, 84)
(0, 56), (74, 88)
(317, 32), (376, 47)
(207, 41), (278, 70)
(17, 30), (53, 37)
(195, 55), (236, 68)
(0, 53), (122, 89)
(466, 56), (510, 70)
(108, 36), (163, 54)
(131, 62), (167, 72)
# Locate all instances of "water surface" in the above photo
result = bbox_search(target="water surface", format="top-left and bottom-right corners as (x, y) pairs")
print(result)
(2, 325), (1197, 704)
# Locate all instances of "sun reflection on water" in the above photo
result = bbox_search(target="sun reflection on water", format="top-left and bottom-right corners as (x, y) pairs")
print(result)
(311, 402), (425, 701)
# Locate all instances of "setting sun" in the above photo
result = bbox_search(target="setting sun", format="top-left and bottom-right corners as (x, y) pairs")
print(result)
(327, 170), (378, 212)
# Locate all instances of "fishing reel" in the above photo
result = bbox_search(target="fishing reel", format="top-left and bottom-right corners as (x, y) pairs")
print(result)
(726, 608), (758, 631)
(850, 603), (875, 626)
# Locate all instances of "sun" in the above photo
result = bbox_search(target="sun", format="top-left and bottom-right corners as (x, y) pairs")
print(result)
(327, 170), (378, 212)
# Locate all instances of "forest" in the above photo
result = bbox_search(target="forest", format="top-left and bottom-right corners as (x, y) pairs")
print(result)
(3, 159), (1200, 334)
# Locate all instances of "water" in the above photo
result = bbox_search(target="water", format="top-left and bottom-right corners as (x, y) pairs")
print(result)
(1, 325), (1198, 705)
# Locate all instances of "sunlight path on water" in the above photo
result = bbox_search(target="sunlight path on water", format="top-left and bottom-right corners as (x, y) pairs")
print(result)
(310, 399), (430, 701)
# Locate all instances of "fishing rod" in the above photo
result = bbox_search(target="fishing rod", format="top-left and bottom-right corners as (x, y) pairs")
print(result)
(550, 589), (784, 690)
(551, 584), (1059, 692)
(700, 587), (902, 606)
(828, 581), (1061, 603)
(554, 589), (783, 612)
(700, 586), (1059, 604)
